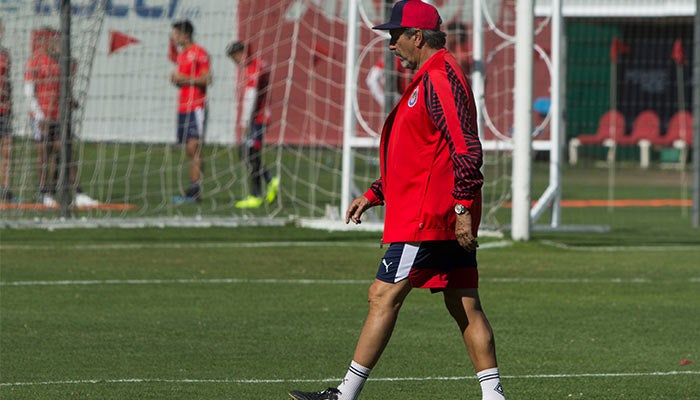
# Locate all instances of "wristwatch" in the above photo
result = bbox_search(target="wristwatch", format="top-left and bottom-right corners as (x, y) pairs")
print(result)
(454, 204), (468, 215)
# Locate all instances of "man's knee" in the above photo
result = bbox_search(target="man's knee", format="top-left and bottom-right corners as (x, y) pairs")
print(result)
(367, 279), (410, 312)
(186, 138), (200, 156)
(443, 288), (483, 320)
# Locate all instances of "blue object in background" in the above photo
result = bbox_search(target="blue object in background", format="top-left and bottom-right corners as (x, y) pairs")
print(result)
(533, 97), (551, 117)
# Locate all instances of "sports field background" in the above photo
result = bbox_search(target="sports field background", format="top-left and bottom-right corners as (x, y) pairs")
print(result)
(1, 160), (699, 399)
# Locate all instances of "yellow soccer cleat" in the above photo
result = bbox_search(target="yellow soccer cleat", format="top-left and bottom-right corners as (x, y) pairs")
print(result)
(266, 177), (280, 204)
(235, 195), (263, 209)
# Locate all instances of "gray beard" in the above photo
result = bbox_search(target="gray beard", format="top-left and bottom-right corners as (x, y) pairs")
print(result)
(400, 58), (417, 70)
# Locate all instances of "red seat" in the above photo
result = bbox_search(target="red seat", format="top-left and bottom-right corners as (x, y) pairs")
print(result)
(662, 111), (693, 146)
(617, 110), (661, 146)
(576, 110), (625, 145)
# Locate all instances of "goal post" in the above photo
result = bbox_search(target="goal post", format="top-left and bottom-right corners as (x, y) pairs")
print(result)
(341, 0), (360, 218)
(511, 0), (535, 240)
(694, 2), (700, 228)
(340, 0), (565, 238)
(57, 0), (73, 218)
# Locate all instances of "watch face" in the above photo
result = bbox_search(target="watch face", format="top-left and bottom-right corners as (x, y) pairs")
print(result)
(454, 204), (466, 214)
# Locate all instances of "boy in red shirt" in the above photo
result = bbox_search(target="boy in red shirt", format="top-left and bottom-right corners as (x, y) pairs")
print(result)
(226, 41), (278, 209)
(24, 29), (97, 208)
(169, 20), (211, 203)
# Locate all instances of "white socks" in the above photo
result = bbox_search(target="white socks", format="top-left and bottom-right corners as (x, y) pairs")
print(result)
(477, 367), (506, 400)
(337, 360), (371, 400)
(335, 362), (504, 400)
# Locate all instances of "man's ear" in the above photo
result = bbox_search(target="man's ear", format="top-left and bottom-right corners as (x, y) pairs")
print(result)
(414, 29), (425, 48)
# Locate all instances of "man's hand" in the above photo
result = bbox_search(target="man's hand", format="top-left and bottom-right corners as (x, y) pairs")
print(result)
(170, 71), (187, 87)
(345, 195), (372, 224)
(171, 71), (211, 88)
(455, 212), (478, 251)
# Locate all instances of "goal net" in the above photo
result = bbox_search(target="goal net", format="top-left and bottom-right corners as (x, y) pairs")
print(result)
(5, 1), (689, 233)
(0, 0), (536, 232)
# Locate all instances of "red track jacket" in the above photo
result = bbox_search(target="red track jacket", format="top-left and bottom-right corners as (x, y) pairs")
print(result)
(363, 49), (483, 244)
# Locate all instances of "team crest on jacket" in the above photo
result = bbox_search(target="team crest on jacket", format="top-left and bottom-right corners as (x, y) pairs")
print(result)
(408, 87), (419, 107)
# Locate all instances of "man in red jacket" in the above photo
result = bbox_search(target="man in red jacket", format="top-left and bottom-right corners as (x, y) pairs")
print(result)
(289, 1), (505, 400)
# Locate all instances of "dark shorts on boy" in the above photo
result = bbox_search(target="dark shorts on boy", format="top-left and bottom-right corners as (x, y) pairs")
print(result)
(177, 107), (206, 144)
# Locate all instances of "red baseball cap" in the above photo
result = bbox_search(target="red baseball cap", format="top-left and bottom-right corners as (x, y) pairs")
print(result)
(373, 0), (442, 31)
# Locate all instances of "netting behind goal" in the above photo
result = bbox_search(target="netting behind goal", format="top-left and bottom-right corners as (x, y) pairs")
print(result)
(15, 1), (689, 233)
(0, 0), (525, 230)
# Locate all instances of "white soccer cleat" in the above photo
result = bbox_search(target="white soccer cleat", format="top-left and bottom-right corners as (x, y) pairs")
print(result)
(74, 193), (99, 208)
(43, 194), (58, 208)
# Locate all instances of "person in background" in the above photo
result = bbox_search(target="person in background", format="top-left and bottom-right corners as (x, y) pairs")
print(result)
(169, 19), (211, 203)
(288, 2), (505, 400)
(0, 19), (14, 202)
(24, 28), (98, 208)
(226, 40), (279, 209)
(365, 57), (412, 108)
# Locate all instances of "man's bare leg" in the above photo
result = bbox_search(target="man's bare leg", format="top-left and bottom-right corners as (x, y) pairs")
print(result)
(325, 279), (413, 400)
(186, 137), (201, 184)
(352, 278), (412, 368)
(444, 288), (505, 399)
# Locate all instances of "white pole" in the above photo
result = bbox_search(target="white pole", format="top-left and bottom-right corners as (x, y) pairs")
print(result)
(472, 0), (485, 139)
(511, 0), (534, 240)
(693, 0), (700, 228)
(341, 0), (359, 217)
(550, 0), (563, 227)
(528, 0), (563, 226)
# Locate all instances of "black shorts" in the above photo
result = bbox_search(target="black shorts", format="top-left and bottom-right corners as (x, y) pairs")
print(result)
(177, 108), (207, 144)
(32, 120), (69, 142)
(376, 241), (478, 290)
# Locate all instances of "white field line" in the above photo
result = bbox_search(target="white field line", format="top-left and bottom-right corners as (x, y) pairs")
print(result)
(0, 240), (512, 251)
(0, 278), (370, 287)
(3, 275), (693, 287)
(1, 370), (698, 387)
(540, 240), (700, 252)
(3, 240), (697, 287)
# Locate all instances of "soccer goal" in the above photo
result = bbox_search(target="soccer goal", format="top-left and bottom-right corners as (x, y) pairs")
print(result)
(0, 0), (558, 233)
(1, 0), (696, 234)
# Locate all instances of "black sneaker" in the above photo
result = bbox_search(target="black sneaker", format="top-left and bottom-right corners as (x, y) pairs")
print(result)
(1, 188), (13, 202)
(288, 388), (341, 400)
(184, 185), (201, 203)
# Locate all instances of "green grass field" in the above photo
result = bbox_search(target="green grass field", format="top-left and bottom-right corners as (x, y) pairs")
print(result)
(1, 225), (699, 399)
(2, 139), (700, 398)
